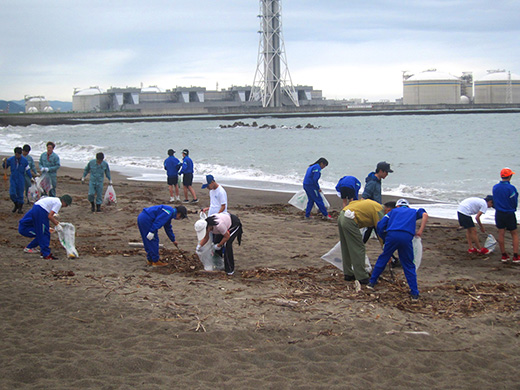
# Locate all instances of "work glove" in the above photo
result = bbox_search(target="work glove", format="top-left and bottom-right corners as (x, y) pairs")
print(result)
(54, 224), (63, 233)
(196, 244), (201, 252)
(213, 244), (221, 251)
(41, 167), (49, 173)
(81, 177), (85, 184)
(146, 232), (155, 240)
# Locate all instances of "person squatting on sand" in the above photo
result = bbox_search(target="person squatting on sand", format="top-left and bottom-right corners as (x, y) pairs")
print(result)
(197, 213), (243, 276)
(303, 157), (331, 220)
(18, 195), (72, 260)
(492, 168), (519, 263)
(81, 152), (112, 212)
(3, 147), (32, 214)
(137, 205), (188, 267)
(338, 199), (384, 284)
(39, 141), (60, 197)
(22, 144), (37, 204)
(335, 175), (361, 209)
(201, 174), (227, 216)
(457, 195), (494, 255)
(368, 198), (428, 300)
(179, 149), (198, 204)
(164, 149), (181, 203)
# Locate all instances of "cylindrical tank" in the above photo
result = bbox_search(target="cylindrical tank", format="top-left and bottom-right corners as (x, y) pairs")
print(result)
(403, 70), (461, 104)
(474, 71), (520, 104)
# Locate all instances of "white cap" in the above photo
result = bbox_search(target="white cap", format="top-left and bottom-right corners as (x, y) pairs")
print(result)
(396, 198), (409, 207)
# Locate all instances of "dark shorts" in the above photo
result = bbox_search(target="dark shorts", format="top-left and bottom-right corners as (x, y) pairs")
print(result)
(457, 212), (475, 229)
(495, 210), (517, 231)
(183, 173), (193, 187)
(339, 187), (356, 200)
(167, 175), (178, 186)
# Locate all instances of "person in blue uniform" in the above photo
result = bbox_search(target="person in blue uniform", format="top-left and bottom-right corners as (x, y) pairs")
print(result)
(368, 198), (428, 300)
(303, 157), (330, 219)
(179, 149), (198, 203)
(164, 149), (181, 203)
(335, 175), (361, 208)
(82, 152), (112, 212)
(3, 147), (31, 213)
(492, 168), (518, 263)
(39, 141), (60, 197)
(22, 144), (37, 204)
(137, 205), (188, 266)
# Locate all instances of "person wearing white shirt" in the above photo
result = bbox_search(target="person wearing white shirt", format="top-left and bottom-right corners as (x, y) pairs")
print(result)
(201, 175), (228, 216)
(457, 195), (494, 254)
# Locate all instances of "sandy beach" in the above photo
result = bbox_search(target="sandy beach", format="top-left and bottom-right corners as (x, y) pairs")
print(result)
(1, 165), (519, 389)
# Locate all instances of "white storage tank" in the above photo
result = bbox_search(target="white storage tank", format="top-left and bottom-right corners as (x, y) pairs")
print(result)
(403, 70), (462, 104)
(474, 71), (520, 104)
(73, 87), (110, 112)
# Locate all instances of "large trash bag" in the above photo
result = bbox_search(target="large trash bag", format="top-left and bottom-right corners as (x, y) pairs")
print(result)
(288, 189), (330, 211)
(27, 183), (40, 203)
(57, 222), (79, 259)
(194, 212), (224, 271)
(103, 184), (117, 205)
(38, 173), (53, 194)
(413, 236), (422, 270)
(321, 241), (372, 273)
(484, 234), (497, 253)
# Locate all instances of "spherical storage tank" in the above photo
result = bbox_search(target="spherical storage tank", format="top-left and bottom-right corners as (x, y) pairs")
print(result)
(474, 71), (520, 104)
(403, 70), (461, 105)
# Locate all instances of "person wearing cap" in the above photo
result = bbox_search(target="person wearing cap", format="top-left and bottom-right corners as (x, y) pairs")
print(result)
(335, 175), (361, 208)
(457, 195), (494, 255)
(197, 212), (243, 275)
(39, 141), (60, 197)
(3, 146), (32, 214)
(492, 168), (518, 263)
(22, 144), (37, 204)
(164, 149), (181, 203)
(81, 152), (112, 212)
(201, 175), (227, 216)
(362, 161), (393, 205)
(368, 198), (428, 300)
(303, 157), (331, 220)
(178, 149), (198, 204)
(137, 205), (188, 267)
(18, 194), (72, 260)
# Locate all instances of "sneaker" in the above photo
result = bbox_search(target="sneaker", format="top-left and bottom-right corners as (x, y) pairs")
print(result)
(190, 199), (199, 204)
(344, 274), (355, 282)
(358, 278), (370, 285)
(390, 258), (401, 268)
(152, 261), (168, 267)
(24, 247), (40, 254)
(410, 294), (420, 300)
(41, 254), (58, 260)
(182, 199), (190, 203)
(468, 248), (478, 254)
(169, 197), (175, 203)
(226, 271), (235, 276)
(367, 282), (375, 290)
(501, 254), (510, 263)
(513, 255), (520, 264)
(479, 247), (490, 255)
(323, 214), (332, 220)
(176, 196), (181, 201)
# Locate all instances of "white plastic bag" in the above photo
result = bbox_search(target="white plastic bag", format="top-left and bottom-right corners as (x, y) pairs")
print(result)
(194, 212), (224, 271)
(321, 241), (372, 273)
(484, 234), (497, 253)
(288, 189), (330, 211)
(38, 173), (53, 194)
(413, 236), (422, 270)
(57, 222), (79, 259)
(103, 184), (117, 205)
(28, 183), (40, 202)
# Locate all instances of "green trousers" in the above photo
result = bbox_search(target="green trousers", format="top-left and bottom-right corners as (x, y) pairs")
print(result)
(338, 210), (369, 281)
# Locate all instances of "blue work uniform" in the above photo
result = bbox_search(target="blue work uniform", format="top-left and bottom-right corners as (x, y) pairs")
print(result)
(24, 154), (37, 200)
(39, 151), (60, 197)
(83, 159), (111, 205)
(362, 172), (382, 204)
(137, 205), (178, 262)
(303, 163), (328, 218)
(179, 155), (194, 175)
(492, 181), (518, 213)
(3, 155), (31, 205)
(335, 176), (361, 200)
(164, 155), (181, 178)
(370, 206), (427, 297)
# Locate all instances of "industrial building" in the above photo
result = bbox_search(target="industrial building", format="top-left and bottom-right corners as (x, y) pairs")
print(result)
(403, 70), (464, 105)
(474, 70), (520, 104)
(24, 96), (54, 113)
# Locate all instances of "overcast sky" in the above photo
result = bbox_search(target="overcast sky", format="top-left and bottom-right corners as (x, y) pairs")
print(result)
(1, 0), (519, 101)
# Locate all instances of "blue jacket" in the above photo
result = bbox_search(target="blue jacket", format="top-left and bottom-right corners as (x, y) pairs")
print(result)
(377, 206), (426, 239)
(362, 172), (382, 204)
(3, 155), (31, 183)
(141, 205), (178, 242)
(492, 181), (518, 213)
(303, 163), (322, 189)
(164, 155), (181, 177)
(179, 156), (194, 175)
(335, 176), (361, 200)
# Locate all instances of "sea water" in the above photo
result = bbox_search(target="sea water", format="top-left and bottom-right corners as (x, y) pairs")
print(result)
(1, 113), (519, 222)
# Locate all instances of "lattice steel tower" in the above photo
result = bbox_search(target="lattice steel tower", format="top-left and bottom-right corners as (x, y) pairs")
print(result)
(250, 0), (299, 107)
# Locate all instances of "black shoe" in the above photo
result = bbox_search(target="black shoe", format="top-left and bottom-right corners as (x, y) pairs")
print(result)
(410, 294), (420, 300)
(344, 274), (355, 281)
(12, 203), (18, 213)
(367, 282), (376, 289)
(391, 258), (401, 268)
(190, 199), (199, 204)
(358, 278), (370, 285)
(91, 202), (95, 212)
(17, 204), (23, 214)
(96, 204), (101, 212)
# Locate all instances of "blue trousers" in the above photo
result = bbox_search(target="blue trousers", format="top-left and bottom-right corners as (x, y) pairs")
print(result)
(10, 174), (25, 204)
(19, 205), (51, 256)
(88, 180), (104, 205)
(304, 185), (328, 218)
(137, 212), (160, 262)
(369, 231), (419, 296)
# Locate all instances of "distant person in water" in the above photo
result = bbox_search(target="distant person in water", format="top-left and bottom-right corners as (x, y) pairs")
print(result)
(303, 157), (331, 220)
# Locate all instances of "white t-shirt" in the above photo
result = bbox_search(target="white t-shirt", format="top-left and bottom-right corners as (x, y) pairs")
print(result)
(35, 197), (63, 214)
(457, 197), (487, 216)
(208, 184), (228, 215)
(211, 213), (231, 235)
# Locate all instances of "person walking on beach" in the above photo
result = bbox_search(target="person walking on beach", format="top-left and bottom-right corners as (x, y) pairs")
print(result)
(335, 175), (361, 208)
(3, 147), (32, 213)
(81, 152), (112, 212)
(338, 199), (384, 284)
(368, 198), (428, 300)
(457, 195), (494, 255)
(492, 168), (519, 263)
(201, 174), (227, 215)
(303, 157), (331, 220)
(39, 141), (60, 197)
(164, 149), (181, 203)
(179, 149), (198, 204)
(22, 144), (37, 204)
(18, 194), (72, 259)
(197, 212), (243, 276)
(137, 205), (188, 267)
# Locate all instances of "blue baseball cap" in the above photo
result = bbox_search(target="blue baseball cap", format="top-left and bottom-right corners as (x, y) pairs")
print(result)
(201, 174), (215, 189)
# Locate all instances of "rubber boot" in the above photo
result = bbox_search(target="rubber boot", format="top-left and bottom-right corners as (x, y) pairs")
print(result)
(96, 204), (101, 212)
(12, 202), (18, 213)
(17, 203), (23, 214)
(90, 202), (95, 212)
